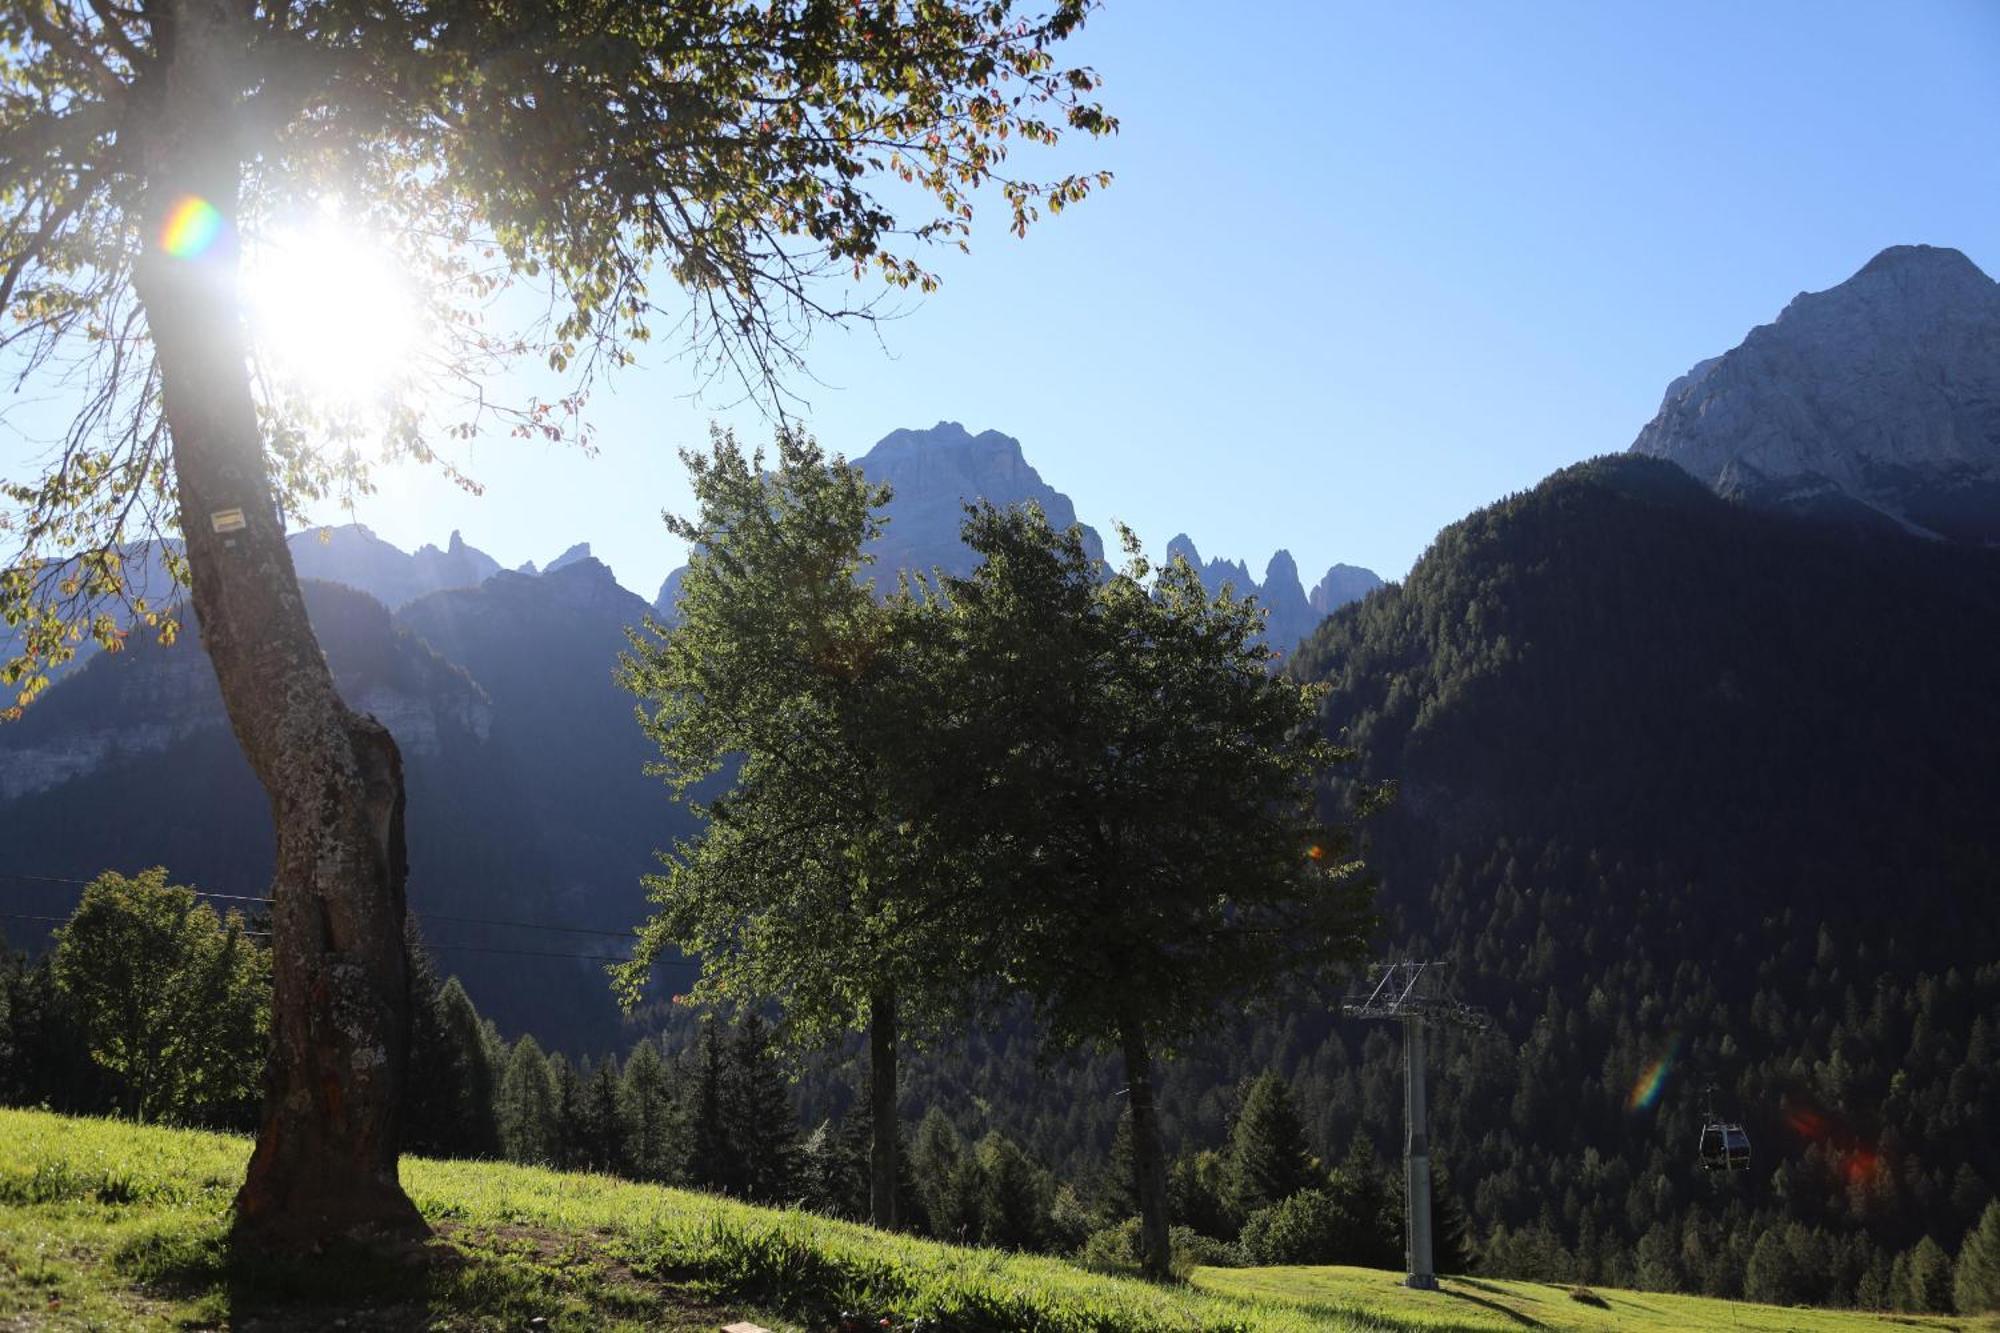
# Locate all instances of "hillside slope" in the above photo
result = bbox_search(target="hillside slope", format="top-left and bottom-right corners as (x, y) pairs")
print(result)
(2, 1109), (1973, 1332)
(1285, 454), (2000, 1291)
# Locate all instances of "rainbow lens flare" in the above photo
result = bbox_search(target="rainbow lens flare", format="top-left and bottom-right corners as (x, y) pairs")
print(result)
(1627, 1042), (1676, 1111)
(159, 196), (224, 259)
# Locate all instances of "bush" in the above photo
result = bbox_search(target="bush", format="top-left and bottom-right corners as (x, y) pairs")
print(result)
(1171, 1226), (1246, 1269)
(1077, 1218), (1143, 1272)
(1240, 1190), (1344, 1266)
(1077, 1219), (1243, 1276)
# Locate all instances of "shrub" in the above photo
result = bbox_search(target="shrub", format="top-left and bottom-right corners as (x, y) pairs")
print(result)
(1240, 1190), (1343, 1266)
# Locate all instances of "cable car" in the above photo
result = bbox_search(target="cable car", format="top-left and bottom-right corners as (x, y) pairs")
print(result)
(1697, 1085), (1751, 1173)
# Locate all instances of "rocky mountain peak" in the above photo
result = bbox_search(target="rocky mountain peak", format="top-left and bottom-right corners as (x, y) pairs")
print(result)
(545, 542), (594, 574)
(1631, 245), (2000, 543)
(1263, 549), (1301, 591)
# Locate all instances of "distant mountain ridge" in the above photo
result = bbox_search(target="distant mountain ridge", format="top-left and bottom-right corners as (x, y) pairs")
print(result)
(651, 421), (1382, 656)
(1631, 244), (2000, 542)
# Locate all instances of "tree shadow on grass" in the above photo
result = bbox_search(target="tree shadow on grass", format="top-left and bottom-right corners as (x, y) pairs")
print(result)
(1438, 1283), (1548, 1329)
(107, 1218), (714, 1329)
(111, 1223), (451, 1328)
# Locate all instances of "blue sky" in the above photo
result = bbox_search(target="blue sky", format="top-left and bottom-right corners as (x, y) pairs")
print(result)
(9, 2), (1999, 599)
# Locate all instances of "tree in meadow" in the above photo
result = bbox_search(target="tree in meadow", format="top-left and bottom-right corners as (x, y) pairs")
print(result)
(50, 868), (267, 1124)
(620, 430), (991, 1227)
(934, 508), (1377, 1276)
(1, 0), (1110, 1245)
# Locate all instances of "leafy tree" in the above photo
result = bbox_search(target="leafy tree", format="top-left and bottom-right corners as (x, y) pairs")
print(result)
(0, 945), (111, 1114)
(1956, 1201), (2000, 1315)
(934, 507), (1376, 1275)
(620, 428), (987, 1228)
(497, 1035), (558, 1165)
(49, 868), (267, 1123)
(1226, 1072), (1319, 1220)
(0, 0), (1110, 1247)
(1168, 1149), (1235, 1241)
(1240, 1189), (1345, 1265)
(620, 1039), (685, 1184)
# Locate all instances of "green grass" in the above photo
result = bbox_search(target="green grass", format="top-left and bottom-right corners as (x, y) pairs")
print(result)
(0, 1108), (1984, 1332)
(1193, 1265), (1990, 1333)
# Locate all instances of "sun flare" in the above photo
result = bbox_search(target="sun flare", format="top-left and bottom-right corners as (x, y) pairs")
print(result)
(246, 215), (423, 410)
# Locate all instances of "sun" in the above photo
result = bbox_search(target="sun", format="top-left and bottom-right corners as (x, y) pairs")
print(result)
(245, 213), (423, 410)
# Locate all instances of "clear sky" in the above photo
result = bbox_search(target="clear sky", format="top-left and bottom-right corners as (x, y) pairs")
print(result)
(8, 2), (1999, 600)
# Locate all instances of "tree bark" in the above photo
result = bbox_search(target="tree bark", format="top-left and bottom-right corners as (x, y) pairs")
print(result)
(868, 985), (898, 1230)
(1120, 1015), (1172, 1279)
(131, 0), (423, 1248)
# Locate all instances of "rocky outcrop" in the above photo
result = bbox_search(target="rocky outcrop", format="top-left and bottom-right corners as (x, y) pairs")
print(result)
(857, 421), (1105, 578)
(1630, 244), (2000, 543)
(1310, 564), (1384, 615)
(290, 525), (504, 608)
(0, 580), (488, 802)
(1164, 534), (1381, 656)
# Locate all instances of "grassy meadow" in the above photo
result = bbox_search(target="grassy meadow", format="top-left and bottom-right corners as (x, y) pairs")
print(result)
(1, 1107), (1986, 1332)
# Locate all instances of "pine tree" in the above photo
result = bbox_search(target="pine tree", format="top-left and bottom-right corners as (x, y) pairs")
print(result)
(1097, 1110), (1139, 1224)
(1432, 1164), (1478, 1276)
(548, 1053), (586, 1171)
(1326, 1131), (1401, 1270)
(620, 1040), (686, 1184)
(436, 980), (504, 1158)
(1226, 1072), (1320, 1219)
(911, 1107), (976, 1241)
(498, 1036), (558, 1165)
(977, 1133), (1049, 1251)
(1956, 1201), (2000, 1315)
(687, 1021), (739, 1194)
(799, 1115), (871, 1220)
(726, 1013), (800, 1203)
(581, 1056), (628, 1174)
(1897, 1236), (1956, 1313)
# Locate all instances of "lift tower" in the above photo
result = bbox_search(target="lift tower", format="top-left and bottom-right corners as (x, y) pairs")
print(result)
(1343, 960), (1489, 1290)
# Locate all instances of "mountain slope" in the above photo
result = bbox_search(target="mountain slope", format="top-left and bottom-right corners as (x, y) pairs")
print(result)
(1285, 454), (2000, 1277)
(0, 567), (688, 1048)
(1631, 244), (2000, 542)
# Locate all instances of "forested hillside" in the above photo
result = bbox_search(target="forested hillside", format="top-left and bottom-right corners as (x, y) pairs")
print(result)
(1284, 455), (2000, 1299)
(782, 455), (2000, 1306)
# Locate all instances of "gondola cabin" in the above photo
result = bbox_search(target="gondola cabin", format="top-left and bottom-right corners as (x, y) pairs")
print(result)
(1698, 1120), (1752, 1172)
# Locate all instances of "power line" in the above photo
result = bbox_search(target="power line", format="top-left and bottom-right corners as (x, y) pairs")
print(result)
(0, 870), (639, 942)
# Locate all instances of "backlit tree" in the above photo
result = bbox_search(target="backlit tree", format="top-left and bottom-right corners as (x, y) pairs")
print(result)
(0, 0), (1111, 1245)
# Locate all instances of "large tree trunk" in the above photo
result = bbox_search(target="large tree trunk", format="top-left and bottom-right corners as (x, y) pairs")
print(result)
(1119, 1016), (1172, 1279)
(868, 985), (898, 1229)
(132, 0), (423, 1248)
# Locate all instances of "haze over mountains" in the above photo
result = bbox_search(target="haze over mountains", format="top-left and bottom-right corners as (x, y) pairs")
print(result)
(0, 421), (1381, 1045)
